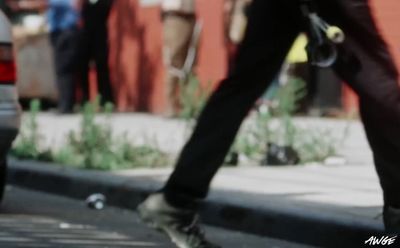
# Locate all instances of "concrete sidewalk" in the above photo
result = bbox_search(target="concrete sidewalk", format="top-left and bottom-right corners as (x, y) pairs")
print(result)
(32, 112), (373, 165)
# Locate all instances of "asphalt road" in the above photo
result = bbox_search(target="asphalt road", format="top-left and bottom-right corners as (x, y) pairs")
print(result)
(0, 186), (313, 248)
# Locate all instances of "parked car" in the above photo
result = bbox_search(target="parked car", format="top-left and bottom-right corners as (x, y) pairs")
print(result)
(0, 9), (20, 202)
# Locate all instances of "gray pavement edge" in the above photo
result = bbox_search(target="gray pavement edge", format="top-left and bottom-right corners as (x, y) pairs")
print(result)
(7, 158), (384, 248)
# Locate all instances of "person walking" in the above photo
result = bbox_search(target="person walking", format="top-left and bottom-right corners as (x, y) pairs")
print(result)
(79, 0), (113, 106)
(138, 0), (400, 247)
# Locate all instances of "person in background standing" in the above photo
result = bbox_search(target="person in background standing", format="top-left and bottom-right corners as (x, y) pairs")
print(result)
(79, 0), (113, 106)
(161, 0), (196, 117)
(8, 0), (82, 114)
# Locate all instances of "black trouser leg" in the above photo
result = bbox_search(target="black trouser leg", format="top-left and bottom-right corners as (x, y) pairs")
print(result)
(95, 28), (113, 105)
(50, 29), (79, 113)
(164, 0), (301, 201)
(57, 74), (76, 112)
(319, 0), (400, 211)
(81, 0), (113, 106)
(77, 27), (91, 104)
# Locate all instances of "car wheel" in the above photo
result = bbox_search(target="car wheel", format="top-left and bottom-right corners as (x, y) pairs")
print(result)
(0, 159), (7, 203)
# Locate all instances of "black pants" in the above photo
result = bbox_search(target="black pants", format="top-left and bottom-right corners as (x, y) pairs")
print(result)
(79, 0), (114, 105)
(164, 0), (400, 211)
(50, 28), (80, 113)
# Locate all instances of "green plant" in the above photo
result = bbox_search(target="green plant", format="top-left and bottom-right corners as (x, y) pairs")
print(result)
(294, 127), (338, 163)
(11, 100), (52, 160)
(271, 78), (343, 163)
(228, 76), (345, 165)
(179, 74), (211, 121)
(66, 99), (114, 169)
(52, 98), (170, 170)
(225, 106), (272, 165)
(116, 136), (169, 168)
(11, 97), (171, 170)
(52, 145), (82, 167)
(273, 77), (306, 146)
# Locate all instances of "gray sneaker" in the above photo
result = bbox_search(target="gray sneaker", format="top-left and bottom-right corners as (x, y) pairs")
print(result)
(137, 193), (221, 248)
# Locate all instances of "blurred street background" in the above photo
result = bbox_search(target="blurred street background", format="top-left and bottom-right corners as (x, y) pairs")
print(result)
(1, 0), (400, 247)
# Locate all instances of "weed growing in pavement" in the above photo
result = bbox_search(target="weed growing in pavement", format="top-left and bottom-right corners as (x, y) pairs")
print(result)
(178, 73), (212, 137)
(10, 100), (52, 161)
(227, 77), (345, 165)
(53, 99), (170, 170)
(12, 98), (170, 170)
(179, 74), (211, 120)
(116, 135), (170, 169)
(294, 127), (339, 164)
(270, 77), (346, 164)
(63, 99), (116, 169)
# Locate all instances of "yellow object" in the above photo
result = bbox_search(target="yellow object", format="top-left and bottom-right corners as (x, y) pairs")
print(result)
(326, 26), (345, 43)
(286, 34), (308, 63)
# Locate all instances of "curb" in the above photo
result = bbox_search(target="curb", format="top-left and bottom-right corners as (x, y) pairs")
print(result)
(7, 159), (384, 248)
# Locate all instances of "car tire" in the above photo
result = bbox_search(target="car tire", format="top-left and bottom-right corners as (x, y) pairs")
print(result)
(0, 159), (7, 203)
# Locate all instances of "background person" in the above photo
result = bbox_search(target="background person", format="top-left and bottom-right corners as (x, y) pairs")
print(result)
(79, 0), (114, 106)
(161, 0), (196, 117)
(8, 0), (82, 114)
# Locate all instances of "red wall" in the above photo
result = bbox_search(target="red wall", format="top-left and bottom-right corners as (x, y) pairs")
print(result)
(108, 0), (164, 112)
(108, 0), (400, 113)
(371, 0), (400, 69)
